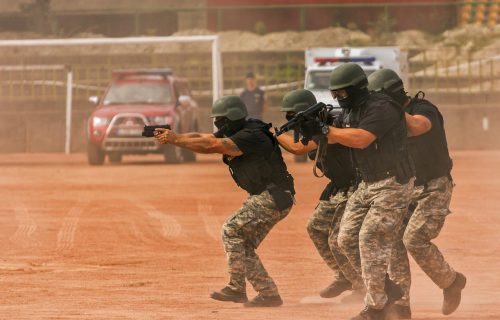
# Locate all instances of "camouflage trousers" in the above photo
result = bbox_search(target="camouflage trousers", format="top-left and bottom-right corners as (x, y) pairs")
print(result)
(389, 176), (455, 306)
(307, 188), (363, 289)
(221, 190), (291, 296)
(338, 177), (414, 309)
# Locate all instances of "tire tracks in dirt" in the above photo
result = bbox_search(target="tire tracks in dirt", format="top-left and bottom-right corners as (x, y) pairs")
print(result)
(57, 204), (88, 251)
(197, 200), (221, 241)
(8, 198), (38, 247)
(129, 198), (182, 239)
(56, 194), (91, 251)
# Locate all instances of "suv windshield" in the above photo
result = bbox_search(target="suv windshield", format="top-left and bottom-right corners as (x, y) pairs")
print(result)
(306, 71), (332, 90)
(306, 69), (376, 90)
(103, 82), (172, 105)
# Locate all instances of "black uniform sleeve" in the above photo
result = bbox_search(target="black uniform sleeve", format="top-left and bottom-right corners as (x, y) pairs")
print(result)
(229, 129), (273, 155)
(358, 101), (401, 139)
(410, 102), (440, 127)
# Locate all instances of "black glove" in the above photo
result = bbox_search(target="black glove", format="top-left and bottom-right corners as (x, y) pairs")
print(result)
(299, 118), (324, 140)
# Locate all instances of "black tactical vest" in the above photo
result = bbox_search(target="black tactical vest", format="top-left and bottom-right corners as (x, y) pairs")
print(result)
(317, 143), (357, 188)
(341, 92), (415, 183)
(407, 98), (452, 185)
(223, 119), (295, 196)
(311, 142), (358, 200)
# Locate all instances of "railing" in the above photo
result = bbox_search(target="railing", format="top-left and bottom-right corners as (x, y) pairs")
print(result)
(1, 50), (499, 106)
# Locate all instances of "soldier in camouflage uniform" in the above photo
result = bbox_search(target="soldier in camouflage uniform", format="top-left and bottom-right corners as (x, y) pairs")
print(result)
(155, 95), (295, 307)
(368, 69), (466, 319)
(299, 63), (415, 320)
(275, 89), (364, 300)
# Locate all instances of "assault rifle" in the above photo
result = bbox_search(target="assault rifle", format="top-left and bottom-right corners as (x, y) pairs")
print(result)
(275, 102), (332, 145)
(142, 124), (171, 137)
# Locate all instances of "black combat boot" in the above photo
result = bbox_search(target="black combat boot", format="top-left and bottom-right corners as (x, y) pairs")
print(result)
(385, 304), (412, 320)
(442, 272), (466, 315)
(320, 279), (352, 298)
(243, 293), (283, 307)
(210, 287), (248, 303)
(350, 306), (385, 320)
(385, 275), (404, 306)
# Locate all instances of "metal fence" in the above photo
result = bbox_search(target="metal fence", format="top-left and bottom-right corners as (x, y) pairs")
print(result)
(1, 50), (499, 106)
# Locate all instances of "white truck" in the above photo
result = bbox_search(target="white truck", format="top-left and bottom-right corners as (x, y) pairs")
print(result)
(295, 47), (408, 162)
(304, 47), (408, 106)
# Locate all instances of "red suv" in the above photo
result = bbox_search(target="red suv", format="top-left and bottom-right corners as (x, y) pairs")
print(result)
(87, 69), (198, 165)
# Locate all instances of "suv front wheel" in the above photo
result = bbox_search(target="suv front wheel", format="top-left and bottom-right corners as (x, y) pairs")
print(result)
(87, 143), (105, 166)
(108, 153), (122, 164)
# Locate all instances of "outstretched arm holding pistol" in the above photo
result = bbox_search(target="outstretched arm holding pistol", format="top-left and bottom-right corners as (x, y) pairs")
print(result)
(153, 127), (243, 157)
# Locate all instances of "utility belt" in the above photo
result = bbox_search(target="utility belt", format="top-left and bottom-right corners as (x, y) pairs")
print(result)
(414, 164), (452, 186)
(360, 156), (415, 184)
(267, 183), (295, 211)
(237, 182), (294, 211)
(231, 167), (294, 211)
(319, 179), (358, 201)
(415, 172), (452, 187)
(360, 167), (412, 184)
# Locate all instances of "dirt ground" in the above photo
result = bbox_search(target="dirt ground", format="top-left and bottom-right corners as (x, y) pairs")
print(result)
(0, 151), (499, 320)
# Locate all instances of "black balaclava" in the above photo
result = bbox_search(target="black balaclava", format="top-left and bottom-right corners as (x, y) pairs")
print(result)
(214, 117), (246, 137)
(389, 88), (410, 106)
(338, 84), (370, 110)
(337, 80), (370, 109)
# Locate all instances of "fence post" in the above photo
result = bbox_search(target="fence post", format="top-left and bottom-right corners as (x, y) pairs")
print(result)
(434, 59), (439, 92)
(490, 59), (494, 94)
(467, 57), (472, 94)
(299, 7), (306, 31)
(479, 58), (483, 94)
(65, 65), (73, 155)
(217, 9), (223, 32)
(445, 56), (449, 93)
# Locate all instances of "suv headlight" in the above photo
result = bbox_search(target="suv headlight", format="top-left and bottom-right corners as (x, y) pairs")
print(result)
(149, 116), (172, 125)
(92, 116), (109, 127)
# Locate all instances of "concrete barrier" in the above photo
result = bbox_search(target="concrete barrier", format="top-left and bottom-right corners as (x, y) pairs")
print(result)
(0, 103), (498, 153)
(190, 103), (500, 151)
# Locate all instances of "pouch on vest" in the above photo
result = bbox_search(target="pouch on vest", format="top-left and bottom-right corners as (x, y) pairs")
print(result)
(268, 184), (294, 211)
(319, 181), (335, 201)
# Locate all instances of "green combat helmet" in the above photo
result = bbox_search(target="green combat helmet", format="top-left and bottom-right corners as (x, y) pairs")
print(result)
(210, 95), (248, 120)
(280, 89), (317, 113)
(367, 69), (404, 93)
(329, 62), (368, 91)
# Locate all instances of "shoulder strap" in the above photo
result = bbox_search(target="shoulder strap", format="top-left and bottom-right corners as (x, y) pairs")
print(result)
(410, 96), (444, 127)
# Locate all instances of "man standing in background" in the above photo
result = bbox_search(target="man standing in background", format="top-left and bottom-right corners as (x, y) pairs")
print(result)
(240, 72), (267, 120)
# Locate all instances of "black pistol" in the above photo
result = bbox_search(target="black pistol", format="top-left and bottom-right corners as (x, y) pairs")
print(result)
(142, 124), (171, 137)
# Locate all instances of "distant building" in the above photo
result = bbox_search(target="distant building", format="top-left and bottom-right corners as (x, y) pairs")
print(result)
(0, 0), (496, 37)
(206, 0), (463, 34)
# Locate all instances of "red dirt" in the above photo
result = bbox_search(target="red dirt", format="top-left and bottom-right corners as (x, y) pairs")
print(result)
(0, 151), (498, 319)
